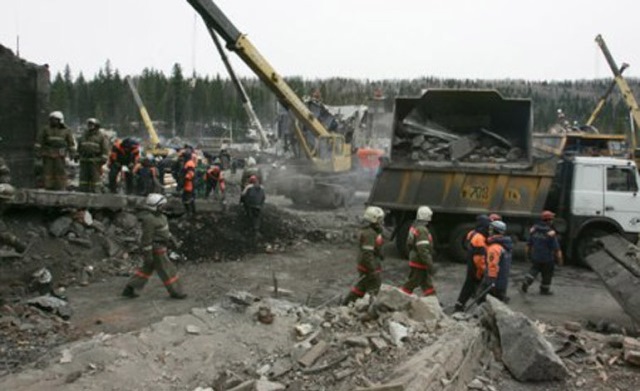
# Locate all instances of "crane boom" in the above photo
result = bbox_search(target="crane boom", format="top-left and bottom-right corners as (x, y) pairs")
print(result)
(125, 76), (161, 148)
(595, 34), (640, 151)
(586, 63), (628, 126)
(208, 28), (270, 148)
(187, 0), (351, 172)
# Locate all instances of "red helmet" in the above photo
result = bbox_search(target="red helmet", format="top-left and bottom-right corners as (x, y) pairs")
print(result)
(212, 166), (221, 173)
(541, 210), (555, 221)
(249, 175), (258, 184)
(489, 213), (502, 222)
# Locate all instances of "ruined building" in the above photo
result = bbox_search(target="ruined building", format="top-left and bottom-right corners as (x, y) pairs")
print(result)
(0, 44), (49, 187)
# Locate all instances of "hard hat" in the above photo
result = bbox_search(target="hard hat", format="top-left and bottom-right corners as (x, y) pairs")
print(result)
(416, 206), (433, 222)
(248, 175), (258, 184)
(49, 111), (64, 122)
(490, 220), (507, 234)
(212, 165), (221, 173)
(87, 118), (100, 127)
(541, 210), (555, 221)
(363, 206), (385, 224)
(246, 157), (256, 167)
(489, 213), (502, 222)
(476, 214), (490, 227)
(145, 193), (167, 210)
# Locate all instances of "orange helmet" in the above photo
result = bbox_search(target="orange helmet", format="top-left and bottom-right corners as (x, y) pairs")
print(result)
(249, 175), (258, 184)
(489, 213), (502, 222)
(541, 210), (555, 221)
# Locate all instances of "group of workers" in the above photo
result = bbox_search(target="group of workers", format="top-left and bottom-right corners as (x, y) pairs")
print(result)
(344, 206), (564, 311)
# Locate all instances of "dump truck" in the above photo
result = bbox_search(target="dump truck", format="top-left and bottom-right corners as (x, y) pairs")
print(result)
(368, 89), (640, 263)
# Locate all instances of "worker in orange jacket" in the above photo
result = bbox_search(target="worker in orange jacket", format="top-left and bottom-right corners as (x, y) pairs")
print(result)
(454, 214), (490, 312)
(205, 165), (226, 201)
(181, 152), (196, 215)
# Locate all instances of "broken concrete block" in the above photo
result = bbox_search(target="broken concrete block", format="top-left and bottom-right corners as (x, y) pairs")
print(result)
(49, 216), (73, 237)
(267, 358), (292, 379)
(370, 336), (389, 351)
(467, 378), (484, 389)
(450, 136), (478, 160)
(485, 296), (568, 381)
(388, 321), (409, 347)
(297, 340), (328, 368)
(254, 380), (285, 391)
(563, 321), (582, 332)
(408, 296), (444, 323)
(344, 336), (370, 348)
(27, 294), (73, 320)
(375, 285), (414, 312)
(227, 380), (255, 391)
(186, 325), (201, 335)
(294, 323), (314, 337)
(606, 334), (625, 348)
(227, 290), (258, 306)
(59, 348), (73, 364)
(623, 337), (640, 366)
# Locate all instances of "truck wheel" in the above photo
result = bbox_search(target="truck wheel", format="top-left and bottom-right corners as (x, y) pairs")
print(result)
(395, 220), (412, 259)
(448, 224), (475, 263)
(575, 229), (608, 265)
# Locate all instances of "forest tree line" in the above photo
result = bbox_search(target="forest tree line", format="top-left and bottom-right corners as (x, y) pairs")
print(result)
(49, 61), (640, 140)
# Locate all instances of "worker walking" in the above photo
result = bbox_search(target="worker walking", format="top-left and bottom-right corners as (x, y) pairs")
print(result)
(521, 210), (563, 295)
(240, 175), (265, 236)
(77, 118), (110, 193)
(342, 206), (385, 305)
(400, 206), (436, 296)
(108, 137), (140, 194)
(205, 165), (226, 201)
(454, 215), (491, 312)
(34, 111), (76, 190)
(122, 193), (187, 299)
(181, 152), (196, 215)
(241, 157), (262, 188)
(485, 220), (513, 302)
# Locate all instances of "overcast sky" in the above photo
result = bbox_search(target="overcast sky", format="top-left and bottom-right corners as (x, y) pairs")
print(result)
(1, 0), (638, 81)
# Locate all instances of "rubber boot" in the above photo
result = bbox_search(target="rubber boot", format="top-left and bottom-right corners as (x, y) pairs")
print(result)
(342, 292), (360, 306)
(122, 285), (139, 298)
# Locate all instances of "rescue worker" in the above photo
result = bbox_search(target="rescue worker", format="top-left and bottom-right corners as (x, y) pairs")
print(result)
(205, 165), (226, 201)
(521, 210), (563, 295)
(122, 193), (187, 299)
(240, 175), (266, 235)
(219, 148), (231, 170)
(489, 213), (502, 222)
(241, 157), (262, 188)
(485, 220), (513, 302)
(342, 206), (385, 305)
(132, 154), (161, 196)
(34, 111), (76, 190)
(400, 206), (436, 296)
(194, 159), (208, 198)
(77, 118), (110, 193)
(181, 151), (196, 215)
(454, 214), (490, 312)
(0, 158), (28, 253)
(108, 137), (140, 194)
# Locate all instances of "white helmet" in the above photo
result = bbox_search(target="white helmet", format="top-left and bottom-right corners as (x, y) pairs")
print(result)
(145, 193), (167, 210)
(87, 118), (100, 127)
(416, 206), (433, 222)
(246, 157), (256, 167)
(490, 220), (507, 234)
(49, 111), (64, 122)
(363, 206), (385, 224)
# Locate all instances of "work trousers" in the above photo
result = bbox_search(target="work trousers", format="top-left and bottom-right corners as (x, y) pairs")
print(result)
(524, 262), (555, 293)
(401, 267), (435, 296)
(343, 270), (382, 305)
(182, 190), (196, 215)
(109, 166), (134, 194)
(42, 156), (67, 190)
(125, 247), (184, 297)
(205, 180), (224, 200)
(79, 160), (103, 193)
(244, 205), (261, 234)
(456, 263), (481, 307)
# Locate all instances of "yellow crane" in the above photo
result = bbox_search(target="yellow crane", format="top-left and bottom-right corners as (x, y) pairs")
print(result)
(125, 76), (169, 156)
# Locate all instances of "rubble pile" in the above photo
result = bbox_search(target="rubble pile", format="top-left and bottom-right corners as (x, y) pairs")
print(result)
(393, 118), (525, 164)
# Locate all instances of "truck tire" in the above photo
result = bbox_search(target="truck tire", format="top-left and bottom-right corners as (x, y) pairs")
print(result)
(448, 224), (475, 263)
(395, 220), (412, 259)
(575, 228), (608, 266)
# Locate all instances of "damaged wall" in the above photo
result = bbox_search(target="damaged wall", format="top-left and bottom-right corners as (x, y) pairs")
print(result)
(0, 44), (49, 188)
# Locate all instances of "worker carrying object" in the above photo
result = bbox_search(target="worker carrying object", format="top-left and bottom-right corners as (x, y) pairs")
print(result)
(34, 111), (76, 190)
(400, 206), (436, 297)
(77, 118), (110, 193)
(180, 152), (196, 216)
(484, 220), (513, 302)
(122, 193), (187, 299)
(133, 154), (162, 196)
(454, 214), (491, 312)
(108, 137), (140, 194)
(342, 206), (385, 305)
(205, 165), (226, 201)
(240, 175), (265, 236)
(521, 210), (563, 295)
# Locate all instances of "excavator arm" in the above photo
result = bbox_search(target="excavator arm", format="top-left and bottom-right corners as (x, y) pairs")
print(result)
(595, 34), (640, 151)
(187, 0), (350, 172)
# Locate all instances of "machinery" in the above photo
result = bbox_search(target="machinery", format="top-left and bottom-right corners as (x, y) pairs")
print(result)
(187, 0), (355, 207)
(369, 89), (640, 265)
(125, 76), (170, 156)
(585, 63), (628, 127)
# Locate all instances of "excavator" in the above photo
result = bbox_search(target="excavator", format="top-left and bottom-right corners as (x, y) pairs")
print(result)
(125, 76), (171, 157)
(187, 0), (355, 207)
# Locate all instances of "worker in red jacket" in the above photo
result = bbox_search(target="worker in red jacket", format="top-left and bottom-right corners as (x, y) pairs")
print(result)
(108, 137), (140, 194)
(205, 165), (226, 202)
